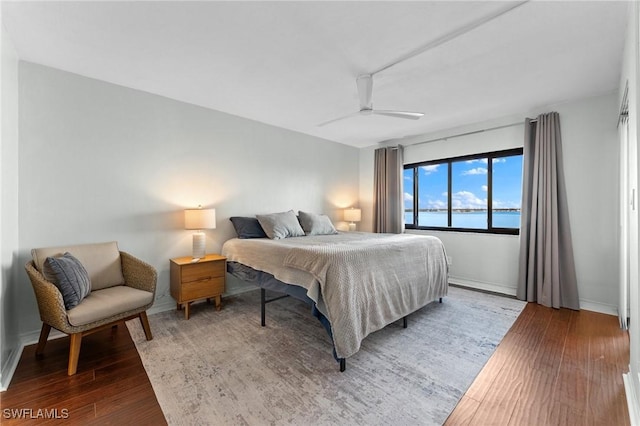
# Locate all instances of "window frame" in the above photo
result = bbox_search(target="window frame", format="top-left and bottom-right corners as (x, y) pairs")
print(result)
(404, 147), (523, 235)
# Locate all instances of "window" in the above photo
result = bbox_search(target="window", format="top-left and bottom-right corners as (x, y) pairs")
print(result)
(404, 148), (523, 234)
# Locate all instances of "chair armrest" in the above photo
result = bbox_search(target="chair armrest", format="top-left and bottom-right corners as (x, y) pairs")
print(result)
(120, 252), (157, 294)
(24, 261), (71, 332)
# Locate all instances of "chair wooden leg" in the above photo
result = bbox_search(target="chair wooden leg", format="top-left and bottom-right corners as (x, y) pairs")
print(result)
(68, 333), (82, 376)
(35, 323), (51, 359)
(139, 311), (153, 341)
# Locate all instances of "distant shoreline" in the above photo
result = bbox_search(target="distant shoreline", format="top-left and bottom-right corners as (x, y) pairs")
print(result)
(407, 209), (520, 213)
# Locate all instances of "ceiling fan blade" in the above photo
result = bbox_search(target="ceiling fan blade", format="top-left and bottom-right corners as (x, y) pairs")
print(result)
(356, 74), (373, 110)
(319, 74), (423, 126)
(372, 110), (424, 120)
(317, 111), (361, 127)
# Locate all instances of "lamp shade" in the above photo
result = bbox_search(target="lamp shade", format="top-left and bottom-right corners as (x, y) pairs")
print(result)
(184, 208), (216, 230)
(344, 208), (361, 223)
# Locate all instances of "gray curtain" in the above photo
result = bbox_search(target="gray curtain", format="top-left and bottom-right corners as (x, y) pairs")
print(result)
(373, 146), (404, 233)
(517, 112), (579, 309)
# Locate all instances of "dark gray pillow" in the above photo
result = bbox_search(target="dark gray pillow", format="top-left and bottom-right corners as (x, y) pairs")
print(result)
(44, 252), (91, 310)
(298, 211), (338, 235)
(229, 216), (267, 239)
(256, 210), (305, 239)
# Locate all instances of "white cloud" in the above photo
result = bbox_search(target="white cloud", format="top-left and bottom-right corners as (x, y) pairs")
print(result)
(492, 158), (506, 164)
(427, 199), (447, 209)
(421, 165), (440, 175)
(481, 185), (488, 192)
(466, 158), (488, 164)
(462, 167), (488, 176)
(404, 192), (413, 202)
(493, 199), (521, 209)
(451, 191), (487, 209)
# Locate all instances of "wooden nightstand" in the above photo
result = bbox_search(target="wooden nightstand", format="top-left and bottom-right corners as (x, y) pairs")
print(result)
(170, 254), (226, 319)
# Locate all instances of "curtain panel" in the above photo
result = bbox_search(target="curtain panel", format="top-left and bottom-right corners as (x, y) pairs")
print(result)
(517, 112), (580, 309)
(373, 146), (404, 234)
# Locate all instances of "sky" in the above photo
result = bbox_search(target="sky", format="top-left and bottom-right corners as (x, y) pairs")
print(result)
(404, 154), (523, 211)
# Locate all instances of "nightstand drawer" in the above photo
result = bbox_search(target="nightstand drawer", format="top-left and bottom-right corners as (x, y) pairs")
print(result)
(182, 277), (225, 300)
(181, 261), (225, 283)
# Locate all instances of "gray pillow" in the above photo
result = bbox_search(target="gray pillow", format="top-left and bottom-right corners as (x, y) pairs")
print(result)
(256, 210), (305, 239)
(44, 252), (92, 310)
(298, 211), (338, 235)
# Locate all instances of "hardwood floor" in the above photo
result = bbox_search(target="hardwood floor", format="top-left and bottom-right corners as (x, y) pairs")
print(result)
(0, 303), (630, 425)
(445, 303), (631, 426)
(0, 326), (166, 425)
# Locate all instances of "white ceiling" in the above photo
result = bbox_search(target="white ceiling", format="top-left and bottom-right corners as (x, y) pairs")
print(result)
(3, 1), (629, 148)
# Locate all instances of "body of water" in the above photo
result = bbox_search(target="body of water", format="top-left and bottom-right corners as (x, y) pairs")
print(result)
(405, 211), (520, 229)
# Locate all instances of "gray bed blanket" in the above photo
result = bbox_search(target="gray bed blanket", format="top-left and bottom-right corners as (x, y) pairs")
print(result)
(222, 232), (448, 359)
(282, 233), (448, 358)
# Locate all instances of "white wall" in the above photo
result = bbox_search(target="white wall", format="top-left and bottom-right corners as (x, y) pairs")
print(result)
(15, 62), (360, 337)
(1, 17), (20, 390)
(359, 92), (619, 314)
(560, 94), (619, 312)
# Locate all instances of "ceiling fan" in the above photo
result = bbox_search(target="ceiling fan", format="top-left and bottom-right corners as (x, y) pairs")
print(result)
(318, 74), (424, 127)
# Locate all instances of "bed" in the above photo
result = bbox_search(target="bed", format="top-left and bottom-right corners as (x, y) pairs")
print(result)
(221, 229), (449, 371)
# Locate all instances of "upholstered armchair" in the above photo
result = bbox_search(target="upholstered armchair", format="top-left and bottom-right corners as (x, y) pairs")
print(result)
(24, 241), (157, 375)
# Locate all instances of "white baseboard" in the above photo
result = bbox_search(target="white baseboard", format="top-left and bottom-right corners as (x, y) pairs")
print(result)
(579, 299), (618, 316)
(20, 328), (65, 346)
(148, 299), (177, 315)
(224, 285), (257, 297)
(448, 276), (517, 297)
(623, 370), (640, 426)
(449, 277), (618, 316)
(1, 346), (21, 392)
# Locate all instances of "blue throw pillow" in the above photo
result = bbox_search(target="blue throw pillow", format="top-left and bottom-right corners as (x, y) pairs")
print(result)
(44, 252), (91, 310)
(229, 216), (268, 239)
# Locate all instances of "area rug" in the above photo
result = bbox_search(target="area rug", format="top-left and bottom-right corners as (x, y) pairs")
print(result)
(127, 286), (525, 425)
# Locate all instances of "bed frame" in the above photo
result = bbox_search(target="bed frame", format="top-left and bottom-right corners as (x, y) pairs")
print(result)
(258, 286), (442, 372)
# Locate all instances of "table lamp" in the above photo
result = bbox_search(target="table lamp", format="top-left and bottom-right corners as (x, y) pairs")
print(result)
(344, 208), (361, 231)
(184, 205), (216, 259)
